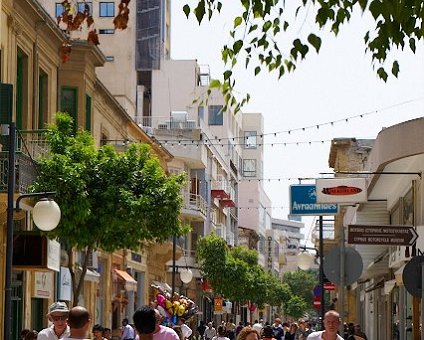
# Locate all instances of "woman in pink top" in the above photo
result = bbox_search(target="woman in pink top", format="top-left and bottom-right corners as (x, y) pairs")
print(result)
(133, 306), (179, 340)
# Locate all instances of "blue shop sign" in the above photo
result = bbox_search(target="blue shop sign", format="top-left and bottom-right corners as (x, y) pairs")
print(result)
(290, 184), (338, 216)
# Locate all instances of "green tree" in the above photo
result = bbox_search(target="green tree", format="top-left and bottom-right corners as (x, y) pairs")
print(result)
(284, 270), (317, 308)
(31, 113), (187, 306)
(196, 234), (291, 307)
(183, 0), (422, 108)
(284, 295), (308, 319)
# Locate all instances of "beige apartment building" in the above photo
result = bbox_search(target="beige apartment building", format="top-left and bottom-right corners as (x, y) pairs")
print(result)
(0, 0), (175, 337)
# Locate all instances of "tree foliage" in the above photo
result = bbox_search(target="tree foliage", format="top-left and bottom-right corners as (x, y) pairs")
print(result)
(183, 0), (423, 108)
(283, 270), (317, 307)
(284, 295), (308, 319)
(196, 233), (292, 307)
(31, 112), (186, 305)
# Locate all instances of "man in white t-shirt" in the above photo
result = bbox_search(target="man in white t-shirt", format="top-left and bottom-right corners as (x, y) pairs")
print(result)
(37, 301), (71, 340)
(61, 306), (91, 340)
(252, 320), (263, 337)
(178, 318), (193, 339)
(307, 310), (344, 340)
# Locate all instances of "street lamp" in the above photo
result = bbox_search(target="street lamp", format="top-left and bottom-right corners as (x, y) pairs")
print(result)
(180, 268), (193, 284)
(297, 251), (315, 270)
(4, 122), (61, 340)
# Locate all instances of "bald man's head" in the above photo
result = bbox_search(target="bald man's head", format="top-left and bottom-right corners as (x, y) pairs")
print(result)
(68, 306), (90, 329)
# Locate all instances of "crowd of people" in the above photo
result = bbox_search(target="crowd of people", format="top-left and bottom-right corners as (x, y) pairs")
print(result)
(22, 301), (366, 340)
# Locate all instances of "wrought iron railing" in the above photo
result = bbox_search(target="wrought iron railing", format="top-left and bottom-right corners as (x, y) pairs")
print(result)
(0, 130), (49, 193)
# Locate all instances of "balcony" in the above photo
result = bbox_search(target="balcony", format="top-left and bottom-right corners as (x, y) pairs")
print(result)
(211, 180), (230, 200)
(0, 130), (48, 193)
(181, 192), (207, 220)
(211, 180), (236, 208)
(139, 115), (201, 140)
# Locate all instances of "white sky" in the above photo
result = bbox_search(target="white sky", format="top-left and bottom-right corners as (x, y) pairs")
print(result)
(170, 2), (424, 242)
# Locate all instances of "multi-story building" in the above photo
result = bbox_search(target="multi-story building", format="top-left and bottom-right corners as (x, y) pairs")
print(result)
(271, 217), (305, 273)
(238, 113), (272, 260)
(0, 1), (175, 337)
(139, 58), (242, 323)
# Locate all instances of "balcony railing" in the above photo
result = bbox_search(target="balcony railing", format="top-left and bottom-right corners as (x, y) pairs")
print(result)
(0, 130), (49, 193)
(139, 116), (199, 130)
(182, 192), (207, 216)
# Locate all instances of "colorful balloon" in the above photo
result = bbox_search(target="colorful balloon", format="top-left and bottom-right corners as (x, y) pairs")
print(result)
(156, 294), (166, 307)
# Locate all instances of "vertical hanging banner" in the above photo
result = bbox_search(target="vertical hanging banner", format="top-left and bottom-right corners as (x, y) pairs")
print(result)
(214, 296), (223, 313)
(316, 178), (368, 204)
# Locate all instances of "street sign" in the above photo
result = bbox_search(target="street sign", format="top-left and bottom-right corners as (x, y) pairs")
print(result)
(323, 246), (363, 286)
(403, 256), (424, 297)
(324, 282), (336, 291)
(348, 224), (418, 246)
(289, 184), (338, 216)
(313, 296), (321, 309)
(313, 285), (322, 297)
(316, 178), (368, 204)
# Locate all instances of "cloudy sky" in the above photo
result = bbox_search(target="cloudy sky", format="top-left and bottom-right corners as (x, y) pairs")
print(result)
(170, 2), (424, 241)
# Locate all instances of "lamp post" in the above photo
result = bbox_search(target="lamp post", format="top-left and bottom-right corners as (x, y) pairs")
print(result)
(4, 122), (61, 340)
(171, 235), (194, 297)
(297, 218), (325, 329)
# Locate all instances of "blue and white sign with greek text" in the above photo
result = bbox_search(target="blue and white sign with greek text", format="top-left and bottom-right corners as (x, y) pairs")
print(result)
(290, 184), (338, 215)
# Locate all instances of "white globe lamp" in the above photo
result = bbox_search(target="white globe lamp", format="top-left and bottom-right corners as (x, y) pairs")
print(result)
(180, 268), (193, 284)
(297, 251), (314, 270)
(33, 198), (61, 231)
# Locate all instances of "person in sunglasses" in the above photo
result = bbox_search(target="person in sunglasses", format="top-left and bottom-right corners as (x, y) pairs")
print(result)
(38, 301), (71, 339)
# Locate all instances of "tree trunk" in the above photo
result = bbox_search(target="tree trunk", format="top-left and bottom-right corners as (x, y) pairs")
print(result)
(68, 246), (93, 307)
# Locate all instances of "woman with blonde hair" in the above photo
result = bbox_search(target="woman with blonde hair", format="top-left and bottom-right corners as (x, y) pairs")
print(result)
(237, 327), (260, 340)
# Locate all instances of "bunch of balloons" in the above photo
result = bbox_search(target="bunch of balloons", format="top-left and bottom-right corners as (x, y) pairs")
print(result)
(151, 285), (199, 325)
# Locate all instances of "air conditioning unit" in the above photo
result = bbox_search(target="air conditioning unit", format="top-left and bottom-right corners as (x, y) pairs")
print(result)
(170, 111), (188, 122)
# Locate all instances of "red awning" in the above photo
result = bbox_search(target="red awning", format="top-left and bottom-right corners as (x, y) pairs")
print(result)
(114, 269), (137, 292)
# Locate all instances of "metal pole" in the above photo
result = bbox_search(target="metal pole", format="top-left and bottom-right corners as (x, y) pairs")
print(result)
(339, 223), (345, 335)
(421, 262), (424, 340)
(319, 215), (325, 330)
(172, 234), (176, 297)
(4, 122), (16, 340)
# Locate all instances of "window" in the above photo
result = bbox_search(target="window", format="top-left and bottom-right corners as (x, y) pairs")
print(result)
(16, 50), (28, 130)
(99, 2), (115, 17)
(244, 131), (257, 149)
(105, 56), (115, 62)
(208, 105), (223, 125)
(99, 29), (115, 34)
(55, 3), (64, 17)
(198, 106), (204, 123)
(85, 95), (92, 131)
(60, 87), (78, 132)
(243, 159), (256, 177)
(78, 2), (92, 14)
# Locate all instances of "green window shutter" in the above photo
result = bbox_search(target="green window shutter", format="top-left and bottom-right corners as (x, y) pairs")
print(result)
(0, 83), (13, 124)
(16, 55), (24, 130)
(38, 73), (47, 129)
(60, 86), (78, 132)
(85, 94), (91, 131)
